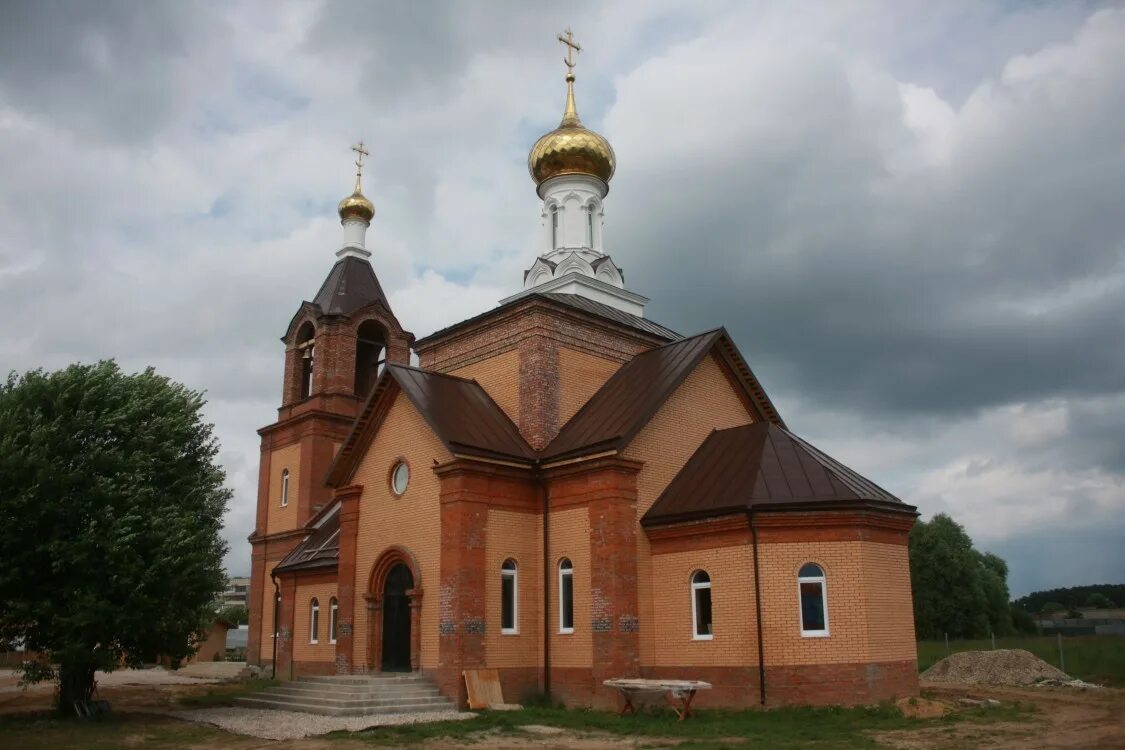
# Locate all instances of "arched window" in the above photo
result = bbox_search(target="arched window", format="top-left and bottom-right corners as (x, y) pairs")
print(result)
(297, 322), (315, 399)
(587, 203), (595, 247)
(354, 320), (387, 400)
(550, 204), (560, 248)
(501, 559), (518, 634)
(280, 469), (290, 507)
(691, 570), (713, 640)
(310, 598), (320, 644)
(798, 563), (828, 637)
(558, 558), (574, 634)
(329, 597), (339, 644)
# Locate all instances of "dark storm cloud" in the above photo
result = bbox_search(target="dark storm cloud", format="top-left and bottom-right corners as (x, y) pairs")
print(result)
(0, 0), (222, 143)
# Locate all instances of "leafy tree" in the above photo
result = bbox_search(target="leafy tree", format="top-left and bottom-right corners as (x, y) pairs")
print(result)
(1084, 592), (1115, 609)
(0, 362), (229, 712)
(1009, 604), (1038, 634)
(908, 514), (1017, 639)
(218, 604), (248, 626)
(1040, 602), (1066, 615)
(1014, 584), (1125, 613)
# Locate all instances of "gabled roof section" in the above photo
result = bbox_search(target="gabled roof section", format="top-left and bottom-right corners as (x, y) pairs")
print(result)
(642, 422), (915, 527)
(312, 256), (392, 317)
(542, 328), (782, 463)
(326, 364), (535, 486)
(274, 503), (340, 574)
(414, 292), (680, 349)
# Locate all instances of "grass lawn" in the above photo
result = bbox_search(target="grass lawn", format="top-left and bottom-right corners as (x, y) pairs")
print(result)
(0, 712), (239, 750)
(176, 677), (279, 707)
(916, 635), (1125, 686)
(328, 701), (1034, 750)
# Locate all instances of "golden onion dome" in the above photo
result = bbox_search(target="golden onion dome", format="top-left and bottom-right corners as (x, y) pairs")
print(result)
(338, 174), (375, 223)
(529, 72), (616, 190)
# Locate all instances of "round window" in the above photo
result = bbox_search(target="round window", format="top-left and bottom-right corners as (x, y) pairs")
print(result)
(391, 461), (410, 495)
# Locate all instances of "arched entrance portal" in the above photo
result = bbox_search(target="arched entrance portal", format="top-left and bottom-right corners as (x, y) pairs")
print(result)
(365, 547), (422, 672)
(381, 564), (413, 671)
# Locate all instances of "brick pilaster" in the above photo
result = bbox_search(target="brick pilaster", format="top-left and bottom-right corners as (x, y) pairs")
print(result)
(333, 485), (363, 674)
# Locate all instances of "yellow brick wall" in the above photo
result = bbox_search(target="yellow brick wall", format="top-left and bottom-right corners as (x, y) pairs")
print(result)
(259, 582), (276, 661)
(350, 393), (452, 670)
(451, 349), (520, 425)
(547, 506), (592, 668)
(293, 582), (339, 663)
(558, 347), (622, 426)
(485, 509), (543, 668)
(265, 444), (301, 535)
(757, 541), (870, 665)
(861, 542), (916, 661)
(650, 547), (757, 666)
(624, 354), (755, 665)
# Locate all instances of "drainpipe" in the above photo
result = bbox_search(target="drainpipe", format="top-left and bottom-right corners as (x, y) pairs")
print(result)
(748, 510), (767, 706)
(271, 572), (280, 680)
(539, 472), (551, 701)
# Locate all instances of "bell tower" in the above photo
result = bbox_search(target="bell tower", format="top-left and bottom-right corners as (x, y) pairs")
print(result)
(247, 144), (414, 668)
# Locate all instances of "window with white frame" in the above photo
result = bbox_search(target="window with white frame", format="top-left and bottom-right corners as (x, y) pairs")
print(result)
(798, 563), (829, 636)
(558, 558), (574, 633)
(587, 204), (595, 246)
(310, 597), (320, 644)
(281, 469), (290, 507)
(550, 204), (560, 248)
(329, 597), (338, 644)
(500, 559), (518, 634)
(691, 570), (713, 639)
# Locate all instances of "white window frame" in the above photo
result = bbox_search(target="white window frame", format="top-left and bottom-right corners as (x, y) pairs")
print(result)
(558, 559), (574, 634)
(550, 204), (560, 248)
(798, 564), (830, 638)
(280, 469), (290, 507)
(309, 598), (320, 644)
(691, 570), (713, 641)
(329, 597), (338, 644)
(500, 559), (518, 635)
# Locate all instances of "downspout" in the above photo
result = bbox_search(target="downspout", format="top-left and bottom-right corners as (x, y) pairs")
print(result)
(539, 471), (551, 701)
(270, 572), (280, 680)
(749, 510), (767, 706)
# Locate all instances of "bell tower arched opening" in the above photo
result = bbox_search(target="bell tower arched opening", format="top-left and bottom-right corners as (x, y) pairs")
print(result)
(296, 322), (316, 399)
(354, 320), (387, 400)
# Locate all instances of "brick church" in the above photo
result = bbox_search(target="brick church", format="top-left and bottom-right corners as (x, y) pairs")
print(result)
(247, 40), (920, 709)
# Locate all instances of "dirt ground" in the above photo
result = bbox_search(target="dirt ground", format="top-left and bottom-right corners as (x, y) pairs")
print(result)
(2, 674), (1123, 749)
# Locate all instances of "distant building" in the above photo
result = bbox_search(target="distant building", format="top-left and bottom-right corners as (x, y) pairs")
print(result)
(221, 576), (250, 608)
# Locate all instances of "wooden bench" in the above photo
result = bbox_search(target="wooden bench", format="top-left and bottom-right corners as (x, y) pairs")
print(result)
(603, 678), (712, 720)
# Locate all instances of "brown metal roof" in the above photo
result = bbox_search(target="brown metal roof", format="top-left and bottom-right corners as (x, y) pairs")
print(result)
(542, 328), (783, 462)
(326, 363), (535, 486)
(641, 422), (915, 526)
(274, 505), (340, 573)
(389, 365), (536, 463)
(414, 292), (680, 349)
(311, 256), (391, 317)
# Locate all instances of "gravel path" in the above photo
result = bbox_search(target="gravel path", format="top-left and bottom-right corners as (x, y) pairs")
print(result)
(170, 706), (474, 740)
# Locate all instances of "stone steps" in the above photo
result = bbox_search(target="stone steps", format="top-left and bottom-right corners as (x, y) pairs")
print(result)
(234, 673), (457, 717)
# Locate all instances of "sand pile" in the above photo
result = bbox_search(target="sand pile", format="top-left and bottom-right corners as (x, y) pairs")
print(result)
(921, 649), (1069, 686)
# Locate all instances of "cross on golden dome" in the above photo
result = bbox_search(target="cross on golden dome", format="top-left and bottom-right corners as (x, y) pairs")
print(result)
(558, 28), (581, 72)
(351, 141), (369, 179)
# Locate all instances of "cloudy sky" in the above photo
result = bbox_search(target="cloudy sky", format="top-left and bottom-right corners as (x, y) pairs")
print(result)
(2, 0), (1123, 596)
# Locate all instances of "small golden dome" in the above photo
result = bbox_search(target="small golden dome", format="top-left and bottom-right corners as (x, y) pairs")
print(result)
(338, 175), (374, 223)
(529, 72), (616, 189)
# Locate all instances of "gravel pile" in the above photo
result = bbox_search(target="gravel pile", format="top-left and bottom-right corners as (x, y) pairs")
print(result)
(171, 706), (473, 740)
(921, 649), (1070, 685)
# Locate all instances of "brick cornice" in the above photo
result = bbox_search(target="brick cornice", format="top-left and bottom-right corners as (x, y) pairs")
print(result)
(541, 454), (644, 479)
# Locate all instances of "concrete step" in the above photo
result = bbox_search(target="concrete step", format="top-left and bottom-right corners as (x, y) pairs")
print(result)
(288, 679), (439, 692)
(250, 692), (453, 709)
(265, 685), (442, 700)
(296, 674), (430, 685)
(233, 696), (456, 717)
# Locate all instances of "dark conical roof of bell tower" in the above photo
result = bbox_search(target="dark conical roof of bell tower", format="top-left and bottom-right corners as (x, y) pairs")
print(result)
(311, 256), (391, 317)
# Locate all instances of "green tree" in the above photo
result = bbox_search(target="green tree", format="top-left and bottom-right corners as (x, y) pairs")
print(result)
(1040, 601), (1066, 615)
(1084, 592), (1114, 609)
(1009, 604), (1038, 634)
(218, 604), (248, 626)
(0, 362), (229, 712)
(908, 513), (1014, 639)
